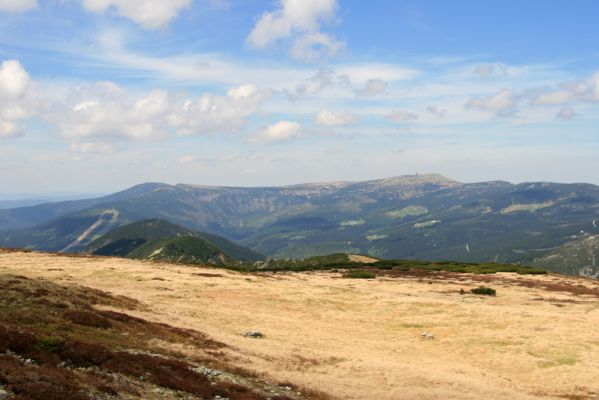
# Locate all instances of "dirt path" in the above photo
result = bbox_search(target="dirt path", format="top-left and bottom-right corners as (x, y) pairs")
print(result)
(1, 250), (598, 400)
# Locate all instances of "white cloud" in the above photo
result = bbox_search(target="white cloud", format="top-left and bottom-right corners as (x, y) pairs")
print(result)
(0, 0), (36, 12)
(385, 109), (418, 123)
(247, 0), (337, 47)
(247, 0), (342, 61)
(531, 71), (599, 106)
(556, 107), (576, 120)
(82, 0), (192, 29)
(315, 109), (358, 127)
(250, 121), (302, 143)
(47, 82), (271, 140)
(289, 32), (344, 62)
(0, 60), (33, 139)
(466, 89), (514, 111)
(357, 79), (388, 97)
(174, 85), (272, 136)
(0, 60), (30, 99)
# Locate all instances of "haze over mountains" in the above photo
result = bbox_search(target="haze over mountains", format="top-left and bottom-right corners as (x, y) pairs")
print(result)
(0, 173), (598, 278)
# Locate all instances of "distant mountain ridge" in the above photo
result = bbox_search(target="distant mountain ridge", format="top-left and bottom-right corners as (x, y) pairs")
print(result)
(1, 174), (598, 277)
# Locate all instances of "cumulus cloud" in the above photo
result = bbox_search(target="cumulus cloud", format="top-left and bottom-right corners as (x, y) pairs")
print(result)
(357, 79), (388, 97)
(82, 0), (192, 29)
(47, 82), (271, 140)
(466, 89), (514, 112)
(0, 60), (33, 139)
(247, 0), (343, 61)
(250, 121), (302, 143)
(0, 60), (30, 99)
(315, 110), (358, 127)
(532, 71), (599, 106)
(0, 0), (36, 12)
(384, 109), (418, 123)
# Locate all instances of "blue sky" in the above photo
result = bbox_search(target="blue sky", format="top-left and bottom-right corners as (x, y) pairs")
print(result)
(1, 0), (598, 194)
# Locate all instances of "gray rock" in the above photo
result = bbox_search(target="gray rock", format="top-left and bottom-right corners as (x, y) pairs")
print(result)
(243, 331), (264, 339)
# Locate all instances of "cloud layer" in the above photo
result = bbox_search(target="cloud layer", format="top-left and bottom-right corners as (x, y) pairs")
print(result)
(46, 82), (271, 140)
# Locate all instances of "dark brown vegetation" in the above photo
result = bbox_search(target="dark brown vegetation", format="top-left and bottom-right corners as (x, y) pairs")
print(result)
(470, 286), (497, 296)
(0, 273), (297, 400)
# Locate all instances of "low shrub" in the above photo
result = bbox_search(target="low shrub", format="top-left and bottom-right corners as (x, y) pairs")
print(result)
(471, 286), (496, 296)
(0, 355), (89, 400)
(343, 270), (376, 279)
(63, 310), (112, 329)
(37, 337), (65, 353)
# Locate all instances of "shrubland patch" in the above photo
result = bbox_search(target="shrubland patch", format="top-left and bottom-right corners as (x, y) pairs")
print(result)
(225, 253), (547, 277)
(471, 286), (497, 296)
(0, 273), (300, 400)
(343, 270), (376, 279)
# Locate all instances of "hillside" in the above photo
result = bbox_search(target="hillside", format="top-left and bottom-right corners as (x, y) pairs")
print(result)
(532, 234), (599, 278)
(0, 250), (306, 400)
(86, 219), (264, 265)
(0, 249), (597, 400)
(0, 183), (165, 231)
(0, 208), (129, 253)
(1, 174), (598, 277)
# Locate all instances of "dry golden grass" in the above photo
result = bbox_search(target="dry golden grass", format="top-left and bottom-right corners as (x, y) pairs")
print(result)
(1, 250), (598, 400)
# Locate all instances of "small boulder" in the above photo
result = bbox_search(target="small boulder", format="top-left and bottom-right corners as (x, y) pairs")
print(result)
(243, 331), (264, 339)
(420, 332), (435, 340)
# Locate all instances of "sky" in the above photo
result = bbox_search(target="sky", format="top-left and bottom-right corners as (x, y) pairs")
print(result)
(1, 0), (599, 194)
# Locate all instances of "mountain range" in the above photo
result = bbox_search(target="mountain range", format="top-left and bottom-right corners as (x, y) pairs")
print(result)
(1, 173), (598, 278)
